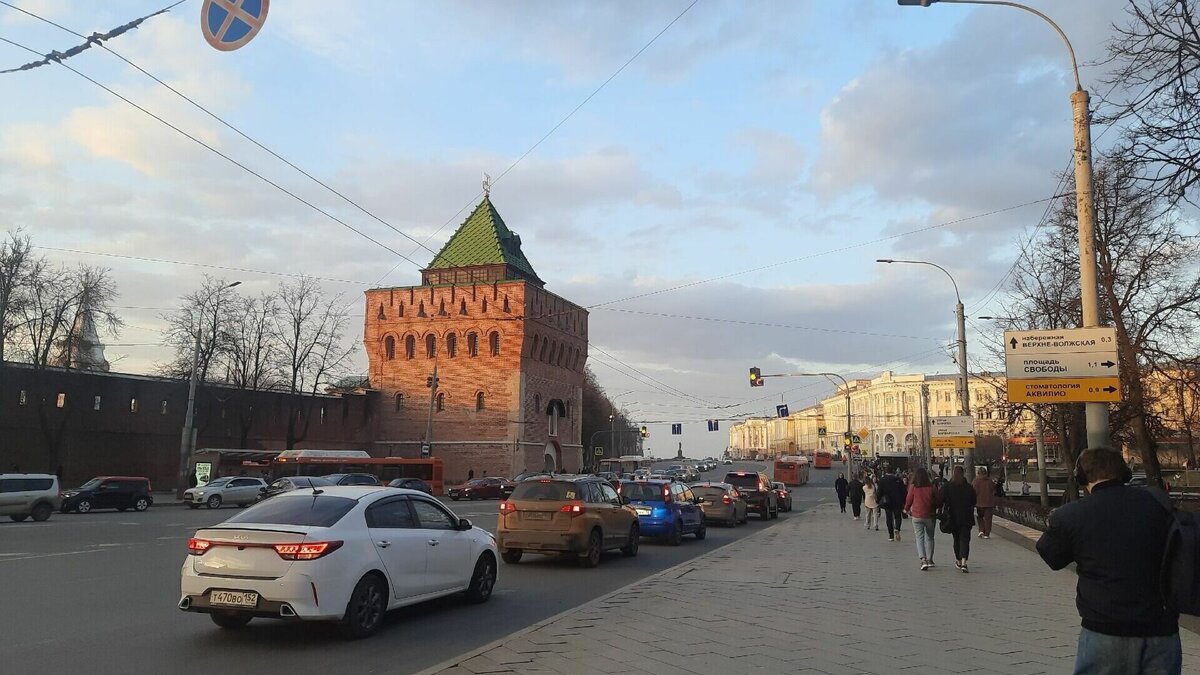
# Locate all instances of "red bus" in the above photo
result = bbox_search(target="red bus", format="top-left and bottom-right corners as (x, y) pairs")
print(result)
(272, 450), (445, 495)
(773, 456), (811, 487)
(813, 451), (833, 469)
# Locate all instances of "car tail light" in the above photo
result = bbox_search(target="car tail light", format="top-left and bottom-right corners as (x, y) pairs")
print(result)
(273, 541), (343, 561)
(499, 501), (516, 514)
(758, 480), (767, 491)
(722, 494), (732, 505)
(187, 538), (213, 556)
(559, 502), (585, 516)
(662, 486), (672, 503)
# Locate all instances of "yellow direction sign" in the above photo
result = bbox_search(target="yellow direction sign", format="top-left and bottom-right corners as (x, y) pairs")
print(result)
(1008, 377), (1121, 403)
(931, 436), (976, 449)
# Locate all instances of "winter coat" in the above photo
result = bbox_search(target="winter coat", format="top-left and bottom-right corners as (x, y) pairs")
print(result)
(972, 476), (997, 508)
(940, 480), (976, 529)
(848, 479), (865, 503)
(834, 477), (848, 497)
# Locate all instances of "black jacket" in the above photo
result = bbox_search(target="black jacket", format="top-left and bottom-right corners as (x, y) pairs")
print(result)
(847, 479), (864, 502)
(834, 477), (848, 497)
(1036, 482), (1178, 637)
(877, 474), (906, 510)
(940, 480), (976, 528)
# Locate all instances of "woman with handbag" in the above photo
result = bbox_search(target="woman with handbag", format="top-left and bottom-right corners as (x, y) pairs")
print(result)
(862, 476), (880, 531)
(941, 465), (978, 573)
(903, 468), (938, 570)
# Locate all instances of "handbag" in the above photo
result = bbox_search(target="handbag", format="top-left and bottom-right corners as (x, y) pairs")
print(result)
(938, 508), (955, 534)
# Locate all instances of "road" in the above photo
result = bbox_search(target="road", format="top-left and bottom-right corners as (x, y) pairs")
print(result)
(0, 461), (837, 674)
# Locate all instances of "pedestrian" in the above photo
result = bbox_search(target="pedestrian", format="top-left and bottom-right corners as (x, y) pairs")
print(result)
(877, 468), (907, 542)
(941, 465), (977, 573)
(848, 474), (864, 520)
(863, 476), (880, 530)
(468, 468), (475, 480)
(994, 472), (1006, 499)
(904, 467), (938, 570)
(972, 466), (997, 539)
(834, 473), (849, 513)
(1036, 447), (1181, 674)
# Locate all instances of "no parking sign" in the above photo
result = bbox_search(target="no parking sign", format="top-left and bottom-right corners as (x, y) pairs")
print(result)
(201, 0), (269, 51)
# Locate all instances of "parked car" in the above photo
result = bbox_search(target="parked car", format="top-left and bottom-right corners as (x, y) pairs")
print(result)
(689, 482), (748, 526)
(179, 486), (497, 639)
(722, 471), (778, 521)
(771, 481), (793, 513)
(61, 476), (152, 514)
(184, 477), (268, 509)
(258, 476), (332, 501)
(497, 475), (639, 567)
(323, 473), (381, 486)
(723, 458), (733, 465)
(387, 478), (433, 494)
(501, 472), (542, 500)
(448, 477), (509, 501)
(0, 473), (60, 522)
(619, 479), (705, 545)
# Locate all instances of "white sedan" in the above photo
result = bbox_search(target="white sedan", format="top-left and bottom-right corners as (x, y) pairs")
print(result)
(178, 486), (498, 638)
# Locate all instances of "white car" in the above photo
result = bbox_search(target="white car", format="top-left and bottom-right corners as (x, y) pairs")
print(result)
(178, 486), (498, 638)
(183, 476), (268, 509)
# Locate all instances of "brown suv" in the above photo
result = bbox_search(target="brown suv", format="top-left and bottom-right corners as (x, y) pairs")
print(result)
(497, 475), (639, 567)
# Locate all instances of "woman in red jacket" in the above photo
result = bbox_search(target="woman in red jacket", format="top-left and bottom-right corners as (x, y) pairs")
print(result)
(903, 467), (938, 570)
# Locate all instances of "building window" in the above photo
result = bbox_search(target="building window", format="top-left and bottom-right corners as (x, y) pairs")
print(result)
(482, 298), (488, 312)
(394, 393), (404, 412)
(418, 302), (426, 317)
(93, 395), (101, 411)
(436, 392), (445, 412)
(438, 300), (447, 316)
(19, 390), (27, 406)
(377, 303), (386, 320)
(489, 331), (500, 356)
(398, 302), (405, 317)
(503, 296), (510, 312)
(130, 398), (139, 413)
(447, 333), (458, 358)
(384, 335), (396, 360)
(476, 391), (485, 411)
(467, 332), (478, 357)
(56, 393), (66, 408)
(405, 335), (415, 359)
(160, 400), (168, 415)
(425, 334), (437, 358)
(460, 300), (468, 315)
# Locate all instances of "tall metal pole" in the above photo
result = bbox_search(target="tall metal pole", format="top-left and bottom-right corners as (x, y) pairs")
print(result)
(1034, 413), (1050, 507)
(176, 328), (202, 499)
(424, 362), (438, 457)
(955, 298), (973, 473)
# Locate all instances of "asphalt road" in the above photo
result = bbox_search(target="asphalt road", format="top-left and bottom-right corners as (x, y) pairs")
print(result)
(0, 461), (837, 675)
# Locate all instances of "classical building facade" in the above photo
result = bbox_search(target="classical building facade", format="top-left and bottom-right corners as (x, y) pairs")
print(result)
(363, 196), (588, 481)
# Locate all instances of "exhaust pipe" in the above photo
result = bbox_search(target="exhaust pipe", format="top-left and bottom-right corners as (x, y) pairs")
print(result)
(279, 604), (297, 618)
(178, 597), (191, 610)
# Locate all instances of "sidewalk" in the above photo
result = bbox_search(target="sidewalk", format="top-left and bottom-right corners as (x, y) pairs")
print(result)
(423, 504), (1200, 675)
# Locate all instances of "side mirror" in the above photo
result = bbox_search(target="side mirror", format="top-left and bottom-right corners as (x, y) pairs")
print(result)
(458, 517), (473, 531)
(259, 487), (268, 493)
(620, 495), (630, 505)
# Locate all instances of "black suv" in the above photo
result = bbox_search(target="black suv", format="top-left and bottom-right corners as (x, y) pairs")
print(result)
(722, 471), (778, 521)
(60, 476), (153, 513)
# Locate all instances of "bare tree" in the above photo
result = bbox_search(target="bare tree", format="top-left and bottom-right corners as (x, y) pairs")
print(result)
(0, 229), (37, 364)
(225, 292), (280, 447)
(157, 276), (241, 382)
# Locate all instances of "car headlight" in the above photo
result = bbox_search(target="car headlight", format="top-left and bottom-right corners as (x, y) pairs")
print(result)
(196, 491), (206, 496)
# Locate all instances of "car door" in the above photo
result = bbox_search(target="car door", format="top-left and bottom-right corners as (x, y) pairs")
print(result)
(226, 479), (251, 503)
(363, 496), (431, 600)
(598, 483), (628, 545)
(679, 486), (702, 530)
(409, 498), (473, 592)
(94, 480), (120, 509)
(0, 478), (19, 515)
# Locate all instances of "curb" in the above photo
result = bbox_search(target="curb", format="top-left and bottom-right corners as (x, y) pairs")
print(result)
(415, 505), (815, 675)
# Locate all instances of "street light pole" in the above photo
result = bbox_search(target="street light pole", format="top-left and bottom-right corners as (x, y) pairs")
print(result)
(176, 280), (240, 498)
(897, 0), (1110, 450)
(877, 259), (972, 473)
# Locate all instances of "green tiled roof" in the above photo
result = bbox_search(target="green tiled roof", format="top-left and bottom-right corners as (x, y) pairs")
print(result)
(426, 197), (542, 282)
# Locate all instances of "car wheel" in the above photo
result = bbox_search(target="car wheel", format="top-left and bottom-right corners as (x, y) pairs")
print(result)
(695, 519), (707, 540)
(206, 495), (222, 509)
(760, 506), (770, 521)
(134, 497), (150, 512)
(501, 549), (523, 564)
(668, 520), (683, 546)
(620, 525), (640, 557)
(10, 514), (28, 522)
(31, 503), (52, 522)
(76, 499), (92, 514)
(210, 612), (252, 630)
(580, 529), (603, 568)
(465, 554), (497, 603)
(341, 574), (387, 640)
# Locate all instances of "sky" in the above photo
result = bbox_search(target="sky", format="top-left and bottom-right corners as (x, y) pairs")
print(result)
(0, 0), (1138, 456)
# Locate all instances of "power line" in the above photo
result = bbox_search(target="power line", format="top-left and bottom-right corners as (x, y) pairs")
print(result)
(596, 307), (940, 342)
(33, 246), (369, 285)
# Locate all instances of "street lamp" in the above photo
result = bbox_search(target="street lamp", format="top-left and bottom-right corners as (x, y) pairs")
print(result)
(898, 0), (1110, 449)
(877, 258), (974, 472)
(176, 280), (241, 498)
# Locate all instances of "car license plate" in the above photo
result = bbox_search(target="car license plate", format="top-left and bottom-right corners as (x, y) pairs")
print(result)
(210, 590), (258, 608)
(523, 511), (551, 520)
(635, 507), (651, 515)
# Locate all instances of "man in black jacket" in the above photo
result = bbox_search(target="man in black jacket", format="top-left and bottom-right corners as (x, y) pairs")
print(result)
(877, 468), (907, 542)
(1036, 447), (1181, 675)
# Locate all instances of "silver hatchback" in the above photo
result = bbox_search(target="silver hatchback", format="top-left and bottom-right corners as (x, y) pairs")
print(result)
(0, 474), (61, 522)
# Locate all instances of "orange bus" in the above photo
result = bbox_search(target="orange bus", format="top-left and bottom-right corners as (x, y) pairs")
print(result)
(272, 450), (445, 495)
(813, 451), (833, 469)
(774, 456), (811, 487)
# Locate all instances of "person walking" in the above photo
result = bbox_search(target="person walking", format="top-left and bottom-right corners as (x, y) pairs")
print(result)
(877, 468), (907, 542)
(941, 465), (977, 573)
(972, 466), (997, 538)
(834, 473), (849, 514)
(903, 468), (938, 570)
(862, 477), (880, 530)
(847, 474), (864, 520)
(1036, 447), (1181, 674)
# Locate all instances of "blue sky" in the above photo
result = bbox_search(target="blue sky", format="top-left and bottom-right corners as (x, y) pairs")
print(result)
(0, 1), (1134, 455)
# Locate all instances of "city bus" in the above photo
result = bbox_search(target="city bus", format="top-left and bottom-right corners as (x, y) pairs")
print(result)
(774, 456), (811, 487)
(272, 449), (445, 495)
(813, 451), (833, 469)
(598, 455), (654, 476)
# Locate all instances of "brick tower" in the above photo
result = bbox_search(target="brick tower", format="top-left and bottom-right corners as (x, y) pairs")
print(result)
(363, 196), (588, 482)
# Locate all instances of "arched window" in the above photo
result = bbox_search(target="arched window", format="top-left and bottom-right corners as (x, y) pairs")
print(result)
(418, 302), (426, 317)
(503, 296), (510, 312)
(404, 335), (415, 359)
(438, 300), (447, 316)
(398, 302), (405, 317)
(531, 335), (540, 358)
(384, 335), (396, 360)
(425, 334), (436, 358)
(436, 392), (445, 412)
(539, 339), (548, 362)
(489, 331), (500, 356)
(377, 303), (386, 320)
(467, 332), (478, 357)
(550, 341), (558, 365)
(446, 332), (458, 358)
(475, 391), (485, 411)
(574, 350), (581, 371)
(460, 299), (468, 315)
(394, 392), (404, 412)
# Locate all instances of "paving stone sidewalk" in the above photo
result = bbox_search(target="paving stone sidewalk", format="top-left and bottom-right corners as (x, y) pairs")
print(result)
(423, 505), (1200, 675)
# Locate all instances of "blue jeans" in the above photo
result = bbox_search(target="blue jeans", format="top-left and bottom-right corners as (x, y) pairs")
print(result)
(912, 517), (935, 562)
(1074, 628), (1182, 675)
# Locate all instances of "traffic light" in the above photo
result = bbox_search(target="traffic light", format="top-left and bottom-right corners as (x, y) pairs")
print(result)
(749, 367), (763, 387)
(843, 432), (852, 449)
(639, 426), (648, 438)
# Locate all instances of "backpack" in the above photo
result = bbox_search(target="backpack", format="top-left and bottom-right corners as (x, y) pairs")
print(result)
(1149, 488), (1200, 616)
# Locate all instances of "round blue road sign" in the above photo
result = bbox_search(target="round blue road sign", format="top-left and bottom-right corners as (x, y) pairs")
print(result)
(201, 0), (269, 52)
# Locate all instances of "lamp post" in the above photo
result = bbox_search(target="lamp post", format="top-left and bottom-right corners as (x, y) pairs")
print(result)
(898, 0), (1110, 450)
(877, 259), (973, 473)
(176, 280), (241, 498)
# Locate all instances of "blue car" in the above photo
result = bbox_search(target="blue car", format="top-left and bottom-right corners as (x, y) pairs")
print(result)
(619, 479), (706, 545)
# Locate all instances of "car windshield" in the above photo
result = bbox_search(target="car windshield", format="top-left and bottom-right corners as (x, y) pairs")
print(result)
(724, 473), (759, 488)
(510, 481), (581, 501)
(225, 495), (356, 527)
(323, 474), (347, 483)
(77, 478), (103, 490)
(692, 486), (727, 500)
(204, 477), (232, 487)
(621, 482), (664, 502)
